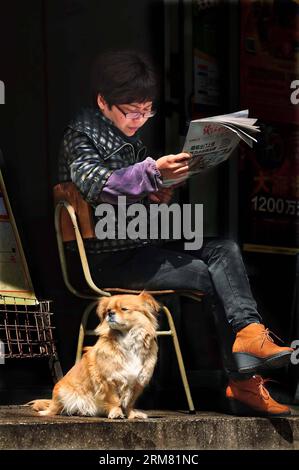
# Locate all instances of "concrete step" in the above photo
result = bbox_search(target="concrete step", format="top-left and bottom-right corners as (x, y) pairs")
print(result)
(0, 406), (299, 450)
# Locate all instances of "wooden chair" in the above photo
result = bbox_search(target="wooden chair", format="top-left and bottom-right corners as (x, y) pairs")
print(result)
(53, 182), (205, 413)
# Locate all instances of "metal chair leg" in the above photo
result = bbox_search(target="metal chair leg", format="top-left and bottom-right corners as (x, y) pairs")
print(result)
(48, 354), (63, 382)
(76, 299), (99, 363)
(160, 306), (195, 413)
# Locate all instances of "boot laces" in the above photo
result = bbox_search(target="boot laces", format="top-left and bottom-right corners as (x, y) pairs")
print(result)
(260, 328), (284, 349)
(253, 375), (278, 400)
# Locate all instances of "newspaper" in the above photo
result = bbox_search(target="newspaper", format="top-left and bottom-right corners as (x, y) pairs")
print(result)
(163, 109), (260, 187)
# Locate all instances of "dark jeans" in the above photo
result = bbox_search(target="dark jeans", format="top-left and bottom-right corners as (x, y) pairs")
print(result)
(86, 238), (262, 378)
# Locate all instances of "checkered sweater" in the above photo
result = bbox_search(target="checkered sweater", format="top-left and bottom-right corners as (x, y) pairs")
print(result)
(58, 107), (162, 253)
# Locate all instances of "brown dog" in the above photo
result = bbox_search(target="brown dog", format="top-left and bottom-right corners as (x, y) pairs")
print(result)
(28, 292), (159, 419)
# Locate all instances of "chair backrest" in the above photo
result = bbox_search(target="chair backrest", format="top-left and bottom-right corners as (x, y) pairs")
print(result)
(53, 181), (109, 298)
(53, 182), (95, 242)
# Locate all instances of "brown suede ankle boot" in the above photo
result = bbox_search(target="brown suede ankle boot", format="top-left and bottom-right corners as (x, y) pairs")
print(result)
(226, 375), (291, 416)
(232, 323), (293, 374)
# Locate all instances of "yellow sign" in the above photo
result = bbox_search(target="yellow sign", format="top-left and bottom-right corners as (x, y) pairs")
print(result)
(0, 169), (36, 304)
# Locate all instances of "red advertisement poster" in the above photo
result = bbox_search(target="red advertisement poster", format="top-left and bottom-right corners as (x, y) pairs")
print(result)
(240, 0), (299, 124)
(240, 0), (299, 254)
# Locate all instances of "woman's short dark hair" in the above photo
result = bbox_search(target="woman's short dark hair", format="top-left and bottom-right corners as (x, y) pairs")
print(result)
(91, 49), (159, 107)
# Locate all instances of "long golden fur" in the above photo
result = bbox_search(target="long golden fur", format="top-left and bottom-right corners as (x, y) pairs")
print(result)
(28, 292), (159, 419)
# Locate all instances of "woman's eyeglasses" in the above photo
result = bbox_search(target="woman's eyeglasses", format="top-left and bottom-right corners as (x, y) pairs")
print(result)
(115, 105), (156, 119)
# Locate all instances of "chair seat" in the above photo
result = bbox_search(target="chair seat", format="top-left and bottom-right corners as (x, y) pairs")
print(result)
(102, 287), (204, 300)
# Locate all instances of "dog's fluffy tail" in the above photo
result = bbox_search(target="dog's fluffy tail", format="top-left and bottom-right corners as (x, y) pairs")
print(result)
(25, 399), (52, 412)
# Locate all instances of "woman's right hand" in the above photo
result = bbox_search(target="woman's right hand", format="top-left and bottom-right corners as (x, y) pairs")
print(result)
(156, 152), (191, 181)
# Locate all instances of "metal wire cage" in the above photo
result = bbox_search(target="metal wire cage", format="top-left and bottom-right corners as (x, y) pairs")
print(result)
(0, 296), (57, 359)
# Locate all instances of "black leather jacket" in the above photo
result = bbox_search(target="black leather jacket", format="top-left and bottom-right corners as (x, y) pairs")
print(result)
(59, 107), (158, 253)
(59, 107), (147, 205)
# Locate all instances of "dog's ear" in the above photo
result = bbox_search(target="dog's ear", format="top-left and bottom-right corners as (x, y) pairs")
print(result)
(96, 296), (110, 321)
(139, 291), (160, 317)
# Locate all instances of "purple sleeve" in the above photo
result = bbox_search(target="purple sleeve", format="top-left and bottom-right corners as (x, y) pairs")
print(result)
(99, 157), (163, 204)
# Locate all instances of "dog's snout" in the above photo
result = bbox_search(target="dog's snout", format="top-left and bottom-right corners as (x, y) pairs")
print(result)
(108, 310), (116, 318)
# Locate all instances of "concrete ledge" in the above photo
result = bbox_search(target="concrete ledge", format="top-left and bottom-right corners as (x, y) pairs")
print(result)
(0, 406), (299, 450)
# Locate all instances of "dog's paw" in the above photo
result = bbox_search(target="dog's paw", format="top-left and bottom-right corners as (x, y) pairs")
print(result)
(38, 409), (52, 416)
(128, 409), (148, 420)
(108, 407), (125, 419)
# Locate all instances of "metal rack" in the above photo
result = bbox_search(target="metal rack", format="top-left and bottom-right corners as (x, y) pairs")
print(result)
(0, 295), (62, 381)
(0, 296), (56, 359)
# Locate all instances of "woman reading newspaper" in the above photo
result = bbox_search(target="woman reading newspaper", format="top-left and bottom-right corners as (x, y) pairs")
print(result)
(59, 49), (293, 416)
